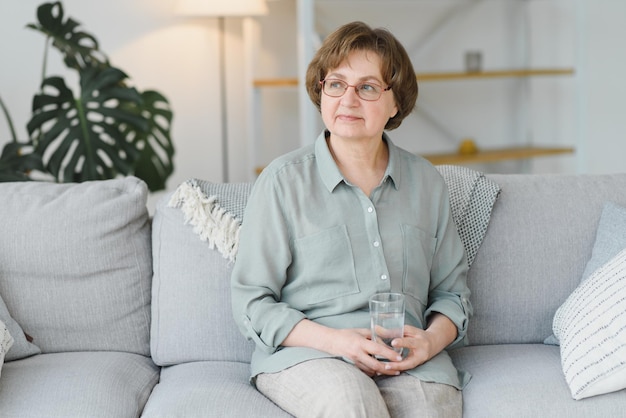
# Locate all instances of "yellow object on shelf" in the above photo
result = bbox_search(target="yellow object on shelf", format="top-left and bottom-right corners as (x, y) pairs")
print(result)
(458, 138), (479, 155)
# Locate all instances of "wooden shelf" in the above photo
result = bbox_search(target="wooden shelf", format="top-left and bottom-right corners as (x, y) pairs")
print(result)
(418, 68), (574, 81)
(253, 68), (574, 88)
(254, 146), (574, 175)
(253, 78), (299, 88)
(420, 146), (575, 165)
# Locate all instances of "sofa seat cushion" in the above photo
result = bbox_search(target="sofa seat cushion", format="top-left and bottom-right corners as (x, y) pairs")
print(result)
(0, 352), (159, 418)
(450, 344), (626, 417)
(141, 361), (291, 418)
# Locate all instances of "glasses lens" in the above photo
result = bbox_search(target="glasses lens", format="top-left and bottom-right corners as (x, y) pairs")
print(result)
(356, 83), (382, 101)
(323, 80), (347, 97)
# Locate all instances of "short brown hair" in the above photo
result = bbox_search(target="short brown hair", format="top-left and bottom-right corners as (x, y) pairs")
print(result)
(306, 21), (418, 130)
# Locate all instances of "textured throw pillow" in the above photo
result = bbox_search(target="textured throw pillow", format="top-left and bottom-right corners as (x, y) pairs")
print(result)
(436, 165), (501, 267)
(0, 319), (14, 378)
(0, 294), (40, 362)
(552, 246), (626, 400)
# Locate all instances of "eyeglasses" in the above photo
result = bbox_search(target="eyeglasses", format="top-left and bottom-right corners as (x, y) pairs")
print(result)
(319, 79), (391, 101)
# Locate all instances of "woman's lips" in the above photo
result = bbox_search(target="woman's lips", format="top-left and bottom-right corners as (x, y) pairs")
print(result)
(337, 114), (361, 121)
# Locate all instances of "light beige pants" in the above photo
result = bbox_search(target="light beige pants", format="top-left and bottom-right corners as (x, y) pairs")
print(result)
(255, 358), (462, 418)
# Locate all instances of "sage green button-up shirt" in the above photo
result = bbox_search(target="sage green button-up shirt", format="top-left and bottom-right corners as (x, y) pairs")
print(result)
(231, 131), (472, 389)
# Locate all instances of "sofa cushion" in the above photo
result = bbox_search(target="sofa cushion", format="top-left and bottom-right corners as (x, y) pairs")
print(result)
(552, 246), (626, 400)
(0, 352), (159, 417)
(467, 173), (626, 346)
(450, 344), (626, 417)
(141, 361), (291, 418)
(0, 294), (40, 362)
(545, 201), (626, 346)
(0, 177), (152, 355)
(150, 182), (255, 366)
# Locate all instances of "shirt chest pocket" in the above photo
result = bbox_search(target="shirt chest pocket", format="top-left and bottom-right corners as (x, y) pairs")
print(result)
(292, 225), (360, 306)
(402, 224), (437, 305)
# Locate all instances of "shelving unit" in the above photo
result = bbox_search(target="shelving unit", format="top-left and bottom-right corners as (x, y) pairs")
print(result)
(246, 0), (577, 178)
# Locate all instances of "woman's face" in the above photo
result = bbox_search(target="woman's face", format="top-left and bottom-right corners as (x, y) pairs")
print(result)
(320, 50), (398, 143)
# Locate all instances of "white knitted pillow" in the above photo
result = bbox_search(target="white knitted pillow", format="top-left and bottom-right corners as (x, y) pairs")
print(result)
(0, 320), (14, 378)
(553, 247), (626, 400)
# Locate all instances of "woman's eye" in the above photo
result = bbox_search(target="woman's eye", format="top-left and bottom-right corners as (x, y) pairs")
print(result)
(329, 81), (344, 89)
(360, 84), (378, 93)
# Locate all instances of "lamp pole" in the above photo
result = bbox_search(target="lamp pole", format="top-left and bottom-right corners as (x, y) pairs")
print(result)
(218, 16), (229, 182)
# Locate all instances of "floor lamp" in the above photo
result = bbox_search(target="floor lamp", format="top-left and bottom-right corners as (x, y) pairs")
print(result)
(176, 0), (268, 182)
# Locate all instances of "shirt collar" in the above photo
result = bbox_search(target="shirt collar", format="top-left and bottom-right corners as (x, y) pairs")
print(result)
(315, 130), (400, 193)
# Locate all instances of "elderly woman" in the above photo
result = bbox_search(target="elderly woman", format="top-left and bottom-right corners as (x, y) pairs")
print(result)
(231, 21), (472, 418)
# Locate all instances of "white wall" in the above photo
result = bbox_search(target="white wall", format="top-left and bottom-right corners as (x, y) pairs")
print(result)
(1, 0), (625, 209)
(0, 0), (235, 209)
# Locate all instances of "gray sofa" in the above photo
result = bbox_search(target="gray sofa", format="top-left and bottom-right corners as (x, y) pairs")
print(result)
(1, 170), (625, 417)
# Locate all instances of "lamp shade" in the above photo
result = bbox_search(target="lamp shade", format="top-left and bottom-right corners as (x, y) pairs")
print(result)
(176, 0), (268, 17)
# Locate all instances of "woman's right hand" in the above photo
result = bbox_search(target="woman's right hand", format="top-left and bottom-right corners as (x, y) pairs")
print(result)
(282, 319), (403, 377)
(329, 328), (404, 376)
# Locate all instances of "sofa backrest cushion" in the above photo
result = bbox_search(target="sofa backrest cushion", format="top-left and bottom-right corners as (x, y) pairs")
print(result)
(467, 173), (626, 346)
(0, 177), (152, 356)
(151, 182), (255, 366)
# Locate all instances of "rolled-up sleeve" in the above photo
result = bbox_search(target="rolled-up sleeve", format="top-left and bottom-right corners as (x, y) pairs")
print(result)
(230, 172), (306, 354)
(423, 189), (473, 350)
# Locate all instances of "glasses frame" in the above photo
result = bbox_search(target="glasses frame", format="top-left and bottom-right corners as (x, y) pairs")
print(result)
(319, 79), (392, 101)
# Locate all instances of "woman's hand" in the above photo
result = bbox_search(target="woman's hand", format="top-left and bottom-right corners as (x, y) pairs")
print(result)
(281, 319), (403, 377)
(382, 313), (458, 373)
(328, 328), (404, 377)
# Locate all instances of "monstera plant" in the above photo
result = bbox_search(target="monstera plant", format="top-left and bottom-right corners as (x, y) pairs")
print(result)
(0, 1), (174, 191)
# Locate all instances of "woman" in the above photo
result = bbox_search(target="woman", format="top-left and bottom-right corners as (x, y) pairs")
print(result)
(231, 21), (472, 417)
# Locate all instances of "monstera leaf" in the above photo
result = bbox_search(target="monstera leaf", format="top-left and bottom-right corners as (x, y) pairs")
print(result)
(123, 90), (174, 191)
(27, 1), (107, 71)
(27, 66), (154, 183)
(0, 142), (44, 182)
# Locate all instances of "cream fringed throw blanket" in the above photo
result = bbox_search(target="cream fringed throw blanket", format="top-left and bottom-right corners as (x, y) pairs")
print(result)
(168, 180), (253, 262)
(169, 166), (500, 267)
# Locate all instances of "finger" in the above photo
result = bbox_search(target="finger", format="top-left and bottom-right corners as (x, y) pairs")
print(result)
(370, 343), (404, 363)
(354, 328), (372, 339)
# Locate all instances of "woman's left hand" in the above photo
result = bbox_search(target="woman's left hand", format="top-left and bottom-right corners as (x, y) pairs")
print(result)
(382, 313), (458, 373)
(383, 325), (435, 371)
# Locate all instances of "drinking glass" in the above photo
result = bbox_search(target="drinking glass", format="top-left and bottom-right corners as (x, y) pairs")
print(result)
(369, 292), (405, 359)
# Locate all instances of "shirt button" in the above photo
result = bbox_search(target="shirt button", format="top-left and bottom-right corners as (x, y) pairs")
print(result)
(380, 274), (388, 280)
(373, 241), (380, 247)
(367, 207), (374, 213)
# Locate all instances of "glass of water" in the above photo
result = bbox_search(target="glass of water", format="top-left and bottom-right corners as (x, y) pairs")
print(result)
(369, 292), (405, 360)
